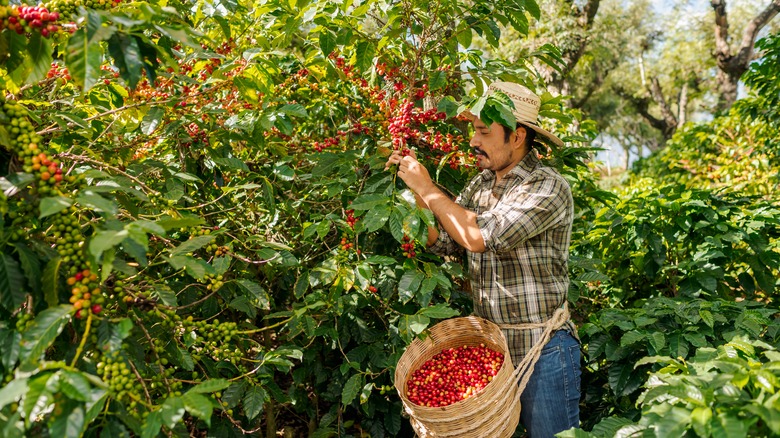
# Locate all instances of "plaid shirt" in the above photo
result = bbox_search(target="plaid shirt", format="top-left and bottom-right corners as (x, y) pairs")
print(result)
(428, 151), (576, 365)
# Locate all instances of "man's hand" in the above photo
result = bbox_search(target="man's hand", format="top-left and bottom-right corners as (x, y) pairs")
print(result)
(385, 149), (434, 196)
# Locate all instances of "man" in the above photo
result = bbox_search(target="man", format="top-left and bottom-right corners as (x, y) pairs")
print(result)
(386, 82), (580, 437)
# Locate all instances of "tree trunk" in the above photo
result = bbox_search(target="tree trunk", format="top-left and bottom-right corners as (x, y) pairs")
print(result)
(710, 0), (780, 111)
(547, 0), (602, 101)
(678, 82), (689, 127)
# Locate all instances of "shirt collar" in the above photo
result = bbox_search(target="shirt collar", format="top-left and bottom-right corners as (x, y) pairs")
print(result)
(478, 150), (541, 183)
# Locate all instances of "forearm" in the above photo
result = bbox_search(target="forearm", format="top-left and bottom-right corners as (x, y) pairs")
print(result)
(417, 185), (485, 253)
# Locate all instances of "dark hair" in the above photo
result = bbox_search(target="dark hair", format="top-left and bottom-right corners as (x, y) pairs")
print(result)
(502, 123), (537, 148)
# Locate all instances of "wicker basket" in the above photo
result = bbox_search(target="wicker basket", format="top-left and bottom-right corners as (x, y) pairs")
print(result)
(394, 316), (521, 438)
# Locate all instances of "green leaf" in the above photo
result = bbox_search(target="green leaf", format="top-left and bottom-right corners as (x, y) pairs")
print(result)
(655, 406), (691, 437)
(60, 370), (91, 402)
(319, 30), (337, 57)
(389, 207), (405, 241)
(649, 332), (666, 353)
(699, 309), (715, 328)
(141, 410), (163, 438)
(753, 370), (779, 393)
(66, 12), (114, 91)
(235, 279), (270, 310)
(39, 196), (74, 219)
(152, 286), (178, 307)
(354, 41), (375, 73)
(13, 243), (41, 294)
(243, 386), (266, 420)
(0, 378), (28, 410)
(419, 304), (459, 319)
(279, 103), (307, 118)
(620, 330), (646, 347)
(1, 30), (28, 76)
(24, 32), (53, 85)
(160, 397), (185, 428)
(182, 392), (214, 425)
(141, 107), (165, 135)
(713, 411), (748, 438)
(157, 216), (204, 230)
(187, 379), (231, 394)
(97, 317), (133, 353)
(222, 381), (246, 409)
(0, 252), (26, 312)
(49, 404), (85, 438)
(89, 229), (129, 261)
(691, 407), (713, 437)
(107, 33), (143, 89)
(398, 270), (424, 303)
(19, 305), (72, 365)
(76, 193), (118, 215)
(437, 96), (459, 118)
(362, 205), (390, 233)
(170, 235), (216, 257)
(350, 194), (388, 211)
(341, 373), (364, 406)
(385, 403), (402, 434)
(428, 70), (447, 91)
(522, 0), (541, 19)
(406, 314), (430, 335)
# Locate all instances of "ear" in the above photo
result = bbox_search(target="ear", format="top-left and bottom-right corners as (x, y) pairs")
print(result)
(511, 126), (527, 151)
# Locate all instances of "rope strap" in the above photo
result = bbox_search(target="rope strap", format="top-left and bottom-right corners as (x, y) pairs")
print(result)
(499, 303), (571, 396)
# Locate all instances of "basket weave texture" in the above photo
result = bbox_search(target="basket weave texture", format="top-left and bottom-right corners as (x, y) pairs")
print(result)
(394, 316), (521, 438)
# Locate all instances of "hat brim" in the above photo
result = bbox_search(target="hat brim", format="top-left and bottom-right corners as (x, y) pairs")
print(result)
(459, 110), (564, 148)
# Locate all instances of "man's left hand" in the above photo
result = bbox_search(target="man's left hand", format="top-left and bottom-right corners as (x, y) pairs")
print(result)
(386, 149), (433, 195)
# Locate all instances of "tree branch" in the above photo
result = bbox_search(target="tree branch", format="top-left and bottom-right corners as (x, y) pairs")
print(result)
(711, 0), (731, 66)
(733, 0), (780, 69)
(649, 77), (678, 130)
(613, 85), (675, 141)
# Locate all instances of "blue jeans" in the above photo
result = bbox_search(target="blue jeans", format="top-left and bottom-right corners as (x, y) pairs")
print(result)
(514, 330), (581, 438)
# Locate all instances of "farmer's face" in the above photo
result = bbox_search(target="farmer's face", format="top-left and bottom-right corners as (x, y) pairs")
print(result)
(469, 120), (516, 175)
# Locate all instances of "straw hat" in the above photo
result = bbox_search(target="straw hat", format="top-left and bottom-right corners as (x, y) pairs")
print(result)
(463, 81), (563, 147)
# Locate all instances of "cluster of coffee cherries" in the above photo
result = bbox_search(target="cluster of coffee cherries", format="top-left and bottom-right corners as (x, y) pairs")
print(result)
(312, 133), (344, 153)
(183, 122), (209, 148)
(45, 0), (122, 21)
(163, 316), (245, 367)
(345, 209), (357, 229)
(2, 96), (75, 196)
(49, 207), (86, 264)
(206, 243), (229, 257)
(15, 311), (34, 332)
(340, 236), (354, 252)
(29, 150), (64, 189)
(5, 200), (35, 241)
(96, 352), (145, 413)
(407, 344), (504, 407)
(10, 5), (61, 37)
(387, 99), (414, 149)
(401, 235), (416, 258)
(67, 268), (104, 318)
(204, 273), (225, 291)
(47, 62), (71, 83)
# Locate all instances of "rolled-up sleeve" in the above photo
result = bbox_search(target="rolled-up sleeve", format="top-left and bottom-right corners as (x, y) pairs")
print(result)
(476, 173), (570, 253)
(426, 175), (483, 257)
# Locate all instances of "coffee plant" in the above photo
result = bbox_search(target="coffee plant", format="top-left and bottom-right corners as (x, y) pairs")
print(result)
(0, 0), (605, 436)
(2, 0), (776, 432)
(564, 32), (780, 437)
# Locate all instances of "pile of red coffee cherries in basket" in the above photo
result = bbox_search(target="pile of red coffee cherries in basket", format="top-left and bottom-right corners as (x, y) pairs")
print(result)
(406, 344), (504, 407)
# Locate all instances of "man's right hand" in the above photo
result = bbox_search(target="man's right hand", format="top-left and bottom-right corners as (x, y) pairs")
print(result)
(384, 148), (416, 170)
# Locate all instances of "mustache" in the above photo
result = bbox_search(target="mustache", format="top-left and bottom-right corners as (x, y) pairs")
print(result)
(473, 147), (487, 157)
